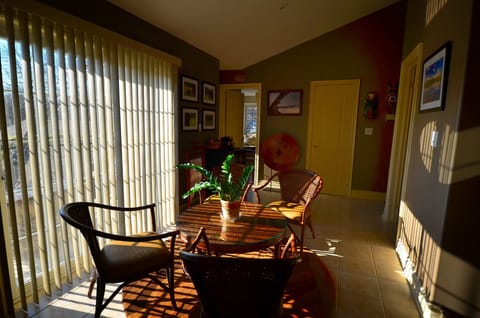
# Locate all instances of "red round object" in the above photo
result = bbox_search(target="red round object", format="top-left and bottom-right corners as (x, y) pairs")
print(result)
(261, 134), (300, 171)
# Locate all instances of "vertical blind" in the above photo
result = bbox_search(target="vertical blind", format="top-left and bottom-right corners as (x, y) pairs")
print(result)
(0, 4), (178, 311)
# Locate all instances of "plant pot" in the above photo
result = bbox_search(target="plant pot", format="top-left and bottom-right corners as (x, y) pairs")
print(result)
(220, 200), (241, 220)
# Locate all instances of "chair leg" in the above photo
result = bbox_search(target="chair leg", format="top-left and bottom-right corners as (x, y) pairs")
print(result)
(299, 225), (305, 254)
(307, 217), (316, 239)
(87, 270), (97, 299)
(94, 277), (106, 318)
(166, 266), (177, 311)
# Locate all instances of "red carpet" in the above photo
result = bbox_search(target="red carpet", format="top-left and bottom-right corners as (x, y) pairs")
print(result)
(122, 250), (335, 317)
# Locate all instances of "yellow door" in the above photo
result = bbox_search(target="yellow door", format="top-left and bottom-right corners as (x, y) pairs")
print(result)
(223, 90), (244, 147)
(306, 80), (360, 196)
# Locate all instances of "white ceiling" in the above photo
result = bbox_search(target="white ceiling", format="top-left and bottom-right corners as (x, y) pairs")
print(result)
(108, 0), (399, 70)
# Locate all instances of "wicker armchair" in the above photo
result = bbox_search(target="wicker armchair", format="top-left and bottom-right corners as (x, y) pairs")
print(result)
(253, 169), (323, 253)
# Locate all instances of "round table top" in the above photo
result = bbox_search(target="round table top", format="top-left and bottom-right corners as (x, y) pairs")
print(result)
(176, 200), (287, 254)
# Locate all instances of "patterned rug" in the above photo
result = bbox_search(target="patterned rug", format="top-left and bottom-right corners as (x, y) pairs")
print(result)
(122, 250), (335, 317)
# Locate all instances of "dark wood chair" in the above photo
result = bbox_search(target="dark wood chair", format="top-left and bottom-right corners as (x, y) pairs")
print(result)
(185, 145), (206, 208)
(253, 169), (323, 253)
(180, 227), (300, 318)
(60, 202), (178, 318)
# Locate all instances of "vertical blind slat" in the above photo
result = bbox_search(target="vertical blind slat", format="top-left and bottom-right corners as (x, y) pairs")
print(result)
(55, 22), (74, 284)
(65, 26), (83, 278)
(41, 18), (62, 291)
(75, 30), (92, 273)
(24, 13), (50, 299)
(3, 7), (31, 308)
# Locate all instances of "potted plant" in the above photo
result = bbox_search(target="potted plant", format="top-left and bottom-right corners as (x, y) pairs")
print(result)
(177, 153), (254, 220)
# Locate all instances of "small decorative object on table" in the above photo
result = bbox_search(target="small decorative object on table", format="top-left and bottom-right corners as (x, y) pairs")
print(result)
(177, 154), (254, 220)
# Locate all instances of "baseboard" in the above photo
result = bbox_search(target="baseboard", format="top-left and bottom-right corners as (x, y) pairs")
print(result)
(350, 190), (385, 201)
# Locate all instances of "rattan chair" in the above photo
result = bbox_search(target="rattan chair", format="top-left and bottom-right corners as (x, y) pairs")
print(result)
(180, 227), (300, 318)
(60, 202), (178, 318)
(253, 169), (323, 253)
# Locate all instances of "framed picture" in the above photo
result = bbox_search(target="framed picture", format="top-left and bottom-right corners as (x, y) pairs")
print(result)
(202, 82), (216, 105)
(267, 89), (303, 115)
(181, 75), (199, 102)
(419, 42), (451, 112)
(202, 109), (216, 130)
(182, 107), (199, 131)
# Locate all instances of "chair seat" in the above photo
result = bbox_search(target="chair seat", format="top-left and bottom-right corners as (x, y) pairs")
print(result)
(99, 232), (170, 282)
(265, 200), (304, 221)
(204, 194), (220, 202)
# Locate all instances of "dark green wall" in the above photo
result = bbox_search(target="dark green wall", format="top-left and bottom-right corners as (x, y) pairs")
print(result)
(245, 2), (406, 193)
(442, 0), (479, 268)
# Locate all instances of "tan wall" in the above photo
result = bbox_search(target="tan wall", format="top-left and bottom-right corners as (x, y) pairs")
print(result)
(245, 2), (406, 193)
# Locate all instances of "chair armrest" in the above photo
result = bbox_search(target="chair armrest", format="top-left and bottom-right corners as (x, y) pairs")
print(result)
(183, 227), (211, 255)
(251, 180), (270, 192)
(91, 229), (178, 243)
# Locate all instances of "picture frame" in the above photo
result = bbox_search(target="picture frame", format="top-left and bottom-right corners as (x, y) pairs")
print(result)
(202, 109), (216, 130)
(419, 42), (451, 112)
(181, 75), (199, 102)
(182, 107), (199, 131)
(202, 82), (216, 105)
(267, 89), (303, 115)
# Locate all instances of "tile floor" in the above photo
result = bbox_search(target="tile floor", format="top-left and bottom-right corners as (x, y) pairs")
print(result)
(16, 194), (420, 317)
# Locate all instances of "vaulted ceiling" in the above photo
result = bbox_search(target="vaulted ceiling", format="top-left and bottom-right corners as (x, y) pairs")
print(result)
(108, 0), (400, 70)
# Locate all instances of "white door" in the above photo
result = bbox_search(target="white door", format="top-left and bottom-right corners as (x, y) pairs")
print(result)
(306, 80), (360, 196)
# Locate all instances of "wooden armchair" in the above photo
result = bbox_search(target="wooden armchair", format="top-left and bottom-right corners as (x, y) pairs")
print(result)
(180, 227), (300, 318)
(253, 169), (323, 253)
(60, 202), (178, 318)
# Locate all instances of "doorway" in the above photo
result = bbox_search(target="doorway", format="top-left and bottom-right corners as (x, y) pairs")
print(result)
(219, 83), (262, 184)
(384, 43), (423, 222)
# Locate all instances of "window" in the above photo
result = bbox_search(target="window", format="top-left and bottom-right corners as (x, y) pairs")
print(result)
(0, 5), (178, 309)
(243, 104), (257, 146)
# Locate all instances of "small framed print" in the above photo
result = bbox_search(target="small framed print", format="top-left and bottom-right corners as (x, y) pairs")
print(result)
(181, 75), (199, 102)
(202, 82), (216, 105)
(419, 41), (451, 112)
(203, 109), (216, 130)
(182, 107), (199, 131)
(267, 89), (303, 115)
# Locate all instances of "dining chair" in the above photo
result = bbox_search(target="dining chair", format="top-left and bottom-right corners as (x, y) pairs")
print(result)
(185, 145), (206, 208)
(180, 228), (300, 318)
(252, 169), (323, 253)
(60, 202), (178, 318)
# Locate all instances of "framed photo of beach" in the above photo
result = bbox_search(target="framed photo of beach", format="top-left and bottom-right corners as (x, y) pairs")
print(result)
(419, 42), (451, 112)
(267, 89), (303, 115)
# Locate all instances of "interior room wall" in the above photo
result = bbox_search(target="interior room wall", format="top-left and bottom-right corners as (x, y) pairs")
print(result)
(244, 2), (406, 193)
(398, 0), (478, 316)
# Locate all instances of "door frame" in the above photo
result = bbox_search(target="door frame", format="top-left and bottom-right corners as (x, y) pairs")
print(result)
(219, 83), (262, 184)
(306, 79), (359, 196)
(383, 43), (423, 223)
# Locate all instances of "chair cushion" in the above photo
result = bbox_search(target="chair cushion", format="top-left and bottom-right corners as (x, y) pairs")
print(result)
(98, 232), (171, 282)
(265, 200), (304, 222)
